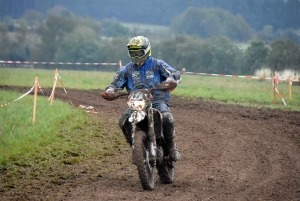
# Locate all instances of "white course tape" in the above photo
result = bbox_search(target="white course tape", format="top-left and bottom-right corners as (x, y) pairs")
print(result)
(14, 84), (35, 101)
(1, 84), (35, 107)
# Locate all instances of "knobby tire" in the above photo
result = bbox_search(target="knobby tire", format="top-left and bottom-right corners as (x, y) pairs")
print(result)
(156, 146), (174, 184)
(133, 130), (155, 191)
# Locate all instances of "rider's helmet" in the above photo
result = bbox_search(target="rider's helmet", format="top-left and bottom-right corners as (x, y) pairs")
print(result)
(127, 36), (151, 67)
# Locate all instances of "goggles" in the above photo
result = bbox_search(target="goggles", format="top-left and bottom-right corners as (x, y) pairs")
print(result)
(128, 49), (146, 58)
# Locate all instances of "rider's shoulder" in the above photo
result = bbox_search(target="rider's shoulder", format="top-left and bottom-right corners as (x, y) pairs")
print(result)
(123, 63), (133, 70)
(146, 57), (165, 67)
(153, 58), (168, 66)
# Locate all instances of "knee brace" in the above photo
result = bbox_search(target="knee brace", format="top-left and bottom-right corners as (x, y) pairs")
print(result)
(162, 112), (174, 127)
(162, 112), (175, 142)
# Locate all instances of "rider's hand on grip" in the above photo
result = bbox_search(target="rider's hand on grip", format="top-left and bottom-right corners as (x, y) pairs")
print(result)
(163, 78), (177, 92)
(101, 88), (118, 101)
(105, 88), (115, 93)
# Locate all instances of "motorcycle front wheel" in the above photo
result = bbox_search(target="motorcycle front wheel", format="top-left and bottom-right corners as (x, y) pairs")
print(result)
(132, 130), (155, 191)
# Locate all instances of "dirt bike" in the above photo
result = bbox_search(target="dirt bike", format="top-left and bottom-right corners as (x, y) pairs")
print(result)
(101, 81), (177, 191)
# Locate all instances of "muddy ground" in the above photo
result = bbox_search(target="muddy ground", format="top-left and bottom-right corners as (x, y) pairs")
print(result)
(1, 86), (300, 201)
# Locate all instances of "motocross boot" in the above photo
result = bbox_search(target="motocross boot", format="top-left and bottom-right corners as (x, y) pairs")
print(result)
(165, 136), (180, 162)
(163, 112), (181, 162)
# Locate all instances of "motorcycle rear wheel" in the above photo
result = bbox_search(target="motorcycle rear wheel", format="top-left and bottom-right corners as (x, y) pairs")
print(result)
(132, 130), (155, 191)
(156, 146), (174, 184)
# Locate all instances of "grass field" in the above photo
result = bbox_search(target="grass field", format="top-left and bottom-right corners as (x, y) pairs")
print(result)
(0, 86), (123, 191)
(0, 67), (299, 192)
(1, 67), (299, 110)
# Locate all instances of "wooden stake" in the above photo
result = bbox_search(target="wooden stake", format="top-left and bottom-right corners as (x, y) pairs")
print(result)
(50, 68), (58, 106)
(288, 79), (292, 100)
(273, 74), (276, 105)
(32, 76), (38, 124)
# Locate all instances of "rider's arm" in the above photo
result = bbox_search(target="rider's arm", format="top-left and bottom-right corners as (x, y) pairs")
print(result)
(105, 67), (128, 90)
(156, 60), (181, 84)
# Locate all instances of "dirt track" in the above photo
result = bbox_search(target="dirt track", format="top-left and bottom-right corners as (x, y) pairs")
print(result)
(1, 86), (300, 201)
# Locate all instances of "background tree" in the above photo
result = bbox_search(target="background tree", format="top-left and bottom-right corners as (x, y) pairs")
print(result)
(239, 41), (269, 75)
(10, 19), (30, 61)
(46, 5), (74, 17)
(98, 37), (130, 70)
(267, 39), (300, 72)
(0, 23), (12, 60)
(254, 25), (274, 44)
(2, 0), (300, 33)
(1, 2), (299, 74)
(22, 9), (44, 30)
(155, 35), (187, 68)
(204, 36), (242, 74)
(274, 29), (300, 44)
(77, 16), (102, 36)
(226, 14), (252, 41)
(100, 18), (129, 37)
(170, 7), (252, 41)
(30, 15), (76, 62)
(171, 7), (221, 37)
(54, 26), (102, 65)
(156, 35), (241, 74)
(172, 36), (206, 72)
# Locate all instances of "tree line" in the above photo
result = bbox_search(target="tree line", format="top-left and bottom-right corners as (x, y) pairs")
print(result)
(156, 35), (300, 75)
(0, 6), (299, 76)
(1, 0), (299, 32)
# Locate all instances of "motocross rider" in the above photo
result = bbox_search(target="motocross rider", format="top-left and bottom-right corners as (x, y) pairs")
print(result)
(102, 36), (181, 162)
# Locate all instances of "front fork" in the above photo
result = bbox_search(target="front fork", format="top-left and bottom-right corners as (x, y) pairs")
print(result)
(147, 108), (157, 164)
(130, 108), (157, 165)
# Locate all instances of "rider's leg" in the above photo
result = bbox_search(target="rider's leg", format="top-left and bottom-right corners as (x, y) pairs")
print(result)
(162, 112), (181, 161)
(154, 103), (180, 161)
(118, 108), (132, 145)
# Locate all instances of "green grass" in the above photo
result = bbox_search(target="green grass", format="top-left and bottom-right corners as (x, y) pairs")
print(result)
(175, 75), (300, 110)
(0, 68), (114, 90)
(1, 67), (299, 110)
(0, 90), (124, 192)
(0, 91), (85, 165)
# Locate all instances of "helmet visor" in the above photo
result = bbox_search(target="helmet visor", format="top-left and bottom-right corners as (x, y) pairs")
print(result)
(128, 49), (146, 58)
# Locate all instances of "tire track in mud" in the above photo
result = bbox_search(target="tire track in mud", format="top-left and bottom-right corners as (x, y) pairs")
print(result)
(169, 98), (300, 200)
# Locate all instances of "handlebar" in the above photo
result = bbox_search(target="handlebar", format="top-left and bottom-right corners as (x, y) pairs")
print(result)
(102, 81), (177, 100)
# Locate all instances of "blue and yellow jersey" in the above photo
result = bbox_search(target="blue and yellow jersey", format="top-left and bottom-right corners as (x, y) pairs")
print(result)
(106, 57), (181, 105)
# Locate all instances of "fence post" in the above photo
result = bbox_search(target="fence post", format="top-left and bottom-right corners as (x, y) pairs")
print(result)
(273, 74), (276, 105)
(50, 68), (58, 106)
(288, 78), (292, 100)
(32, 76), (38, 124)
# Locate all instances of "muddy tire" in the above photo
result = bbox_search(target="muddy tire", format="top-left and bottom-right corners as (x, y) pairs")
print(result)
(132, 130), (155, 191)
